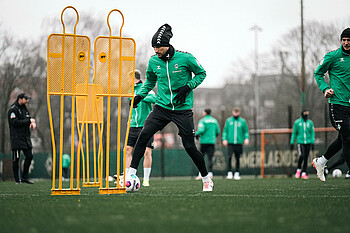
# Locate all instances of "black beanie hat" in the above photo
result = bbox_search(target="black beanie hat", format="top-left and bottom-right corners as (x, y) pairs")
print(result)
(151, 24), (173, 47)
(340, 28), (350, 40)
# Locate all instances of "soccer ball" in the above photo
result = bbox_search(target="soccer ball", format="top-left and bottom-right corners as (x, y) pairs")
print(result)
(332, 169), (342, 178)
(124, 174), (140, 192)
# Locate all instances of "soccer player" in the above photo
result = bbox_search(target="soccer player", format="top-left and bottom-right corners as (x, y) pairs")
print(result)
(125, 70), (156, 186)
(313, 28), (350, 181)
(195, 108), (220, 180)
(222, 107), (249, 180)
(128, 24), (214, 191)
(290, 110), (315, 179)
(8, 93), (36, 184)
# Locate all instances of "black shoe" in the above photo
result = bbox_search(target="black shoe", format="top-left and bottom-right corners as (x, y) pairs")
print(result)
(15, 181), (21, 184)
(21, 179), (34, 184)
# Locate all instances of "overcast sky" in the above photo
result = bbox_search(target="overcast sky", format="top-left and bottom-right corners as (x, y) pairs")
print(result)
(0, 0), (349, 88)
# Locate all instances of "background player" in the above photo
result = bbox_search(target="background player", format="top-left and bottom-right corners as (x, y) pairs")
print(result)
(222, 107), (249, 180)
(195, 108), (220, 180)
(290, 110), (315, 179)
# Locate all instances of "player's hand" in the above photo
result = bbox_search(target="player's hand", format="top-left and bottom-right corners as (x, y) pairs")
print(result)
(290, 144), (294, 151)
(324, 89), (334, 98)
(30, 122), (36, 130)
(244, 139), (249, 145)
(132, 95), (143, 108)
(223, 140), (228, 146)
(173, 85), (191, 104)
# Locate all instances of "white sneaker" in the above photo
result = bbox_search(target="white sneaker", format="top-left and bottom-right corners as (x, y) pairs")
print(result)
(345, 171), (350, 179)
(312, 158), (326, 182)
(234, 172), (241, 180)
(227, 171), (233, 179)
(203, 180), (214, 191)
(208, 172), (213, 179)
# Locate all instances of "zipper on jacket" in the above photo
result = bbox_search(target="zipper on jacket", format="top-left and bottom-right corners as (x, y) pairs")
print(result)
(303, 122), (306, 144)
(234, 119), (237, 144)
(166, 61), (175, 110)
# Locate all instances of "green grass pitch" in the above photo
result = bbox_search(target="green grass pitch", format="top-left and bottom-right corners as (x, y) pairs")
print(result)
(1, 176), (349, 233)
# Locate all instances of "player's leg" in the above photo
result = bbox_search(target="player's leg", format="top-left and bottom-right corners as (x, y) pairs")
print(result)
(129, 106), (169, 173)
(326, 152), (345, 172)
(21, 148), (33, 184)
(12, 150), (20, 183)
(313, 104), (345, 181)
(206, 144), (215, 178)
(125, 146), (133, 173)
(339, 117), (350, 173)
(227, 144), (234, 179)
(295, 144), (303, 178)
(171, 109), (213, 191)
(301, 144), (311, 179)
(195, 144), (206, 180)
(142, 137), (154, 186)
(233, 145), (242, 180)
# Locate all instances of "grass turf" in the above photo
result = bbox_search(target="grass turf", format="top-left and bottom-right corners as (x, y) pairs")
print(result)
(0, 176), (349, 233)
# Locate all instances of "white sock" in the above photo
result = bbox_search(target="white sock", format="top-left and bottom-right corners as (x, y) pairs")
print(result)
(318, 155), (328, 165)
(129, 167), (137, 175)
(202, 174), (211, 182)
(302, 172), (306, 176)
(125, 168), (130, 175)
(143, 168), (151, 181)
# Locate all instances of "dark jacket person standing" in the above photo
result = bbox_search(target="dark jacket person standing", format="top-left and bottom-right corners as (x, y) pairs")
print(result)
(8, 93), (36, 184)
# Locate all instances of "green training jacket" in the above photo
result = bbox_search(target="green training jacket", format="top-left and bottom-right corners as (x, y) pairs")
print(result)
(195, 115), (220, 144)
(138, 50), (206, 110)
(314, 46), (350, 106)
(222, 116), (249, 144)
(290, 117), (315, 145)
(130, 82), (156, 127)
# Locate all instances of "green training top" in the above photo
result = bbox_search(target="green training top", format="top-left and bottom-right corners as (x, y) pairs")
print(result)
(195, 115), (220, 144)
(138, 50), (206, 111)
(290, 118), (315, 145)
(130, 82), (156, 127)
(222, 116), (249, 144)
(314, 45), (350, 106)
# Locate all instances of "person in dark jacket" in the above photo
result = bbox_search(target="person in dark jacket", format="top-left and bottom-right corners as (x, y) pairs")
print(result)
(8, 93), (36, 184)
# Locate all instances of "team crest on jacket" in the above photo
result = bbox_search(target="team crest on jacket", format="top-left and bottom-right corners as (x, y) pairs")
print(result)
(174, 63), (179, 69)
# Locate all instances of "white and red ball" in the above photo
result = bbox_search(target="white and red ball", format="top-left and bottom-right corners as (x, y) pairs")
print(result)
(332, 169), (342, 178)
(124, 174), (140, 192)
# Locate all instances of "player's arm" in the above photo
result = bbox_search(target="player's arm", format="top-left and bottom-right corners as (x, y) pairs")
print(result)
(216, 121), (220, 137)
(186, 54), (206, 90)
(8, 109), (31, 127)
(142, 90), (157, 103)
(195, 121), (205, 136)
(243, 120), (249, 145)
(138, 67), (157, 98)
(290, 121), (298, 145)
(222, 120), (228, 145)
(314, 53), (334, 95)
(311, 121), (315, 144)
